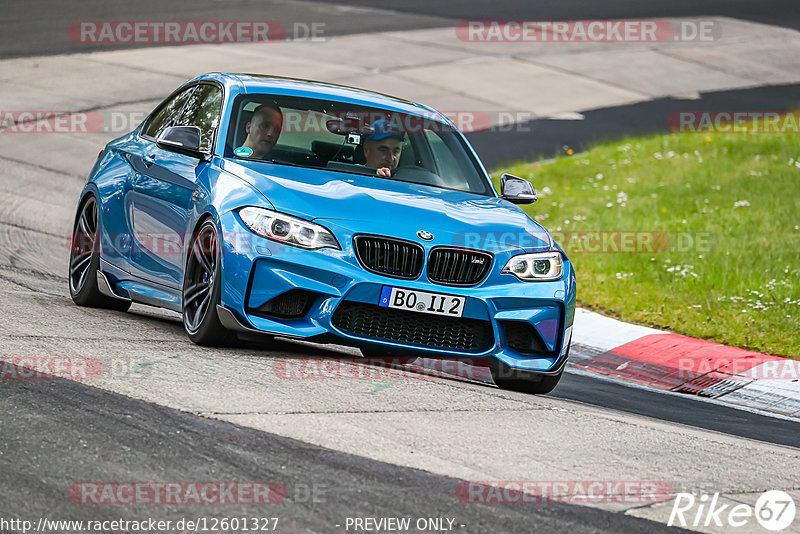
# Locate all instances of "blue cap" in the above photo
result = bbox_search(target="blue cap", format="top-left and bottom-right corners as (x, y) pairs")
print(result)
(364, 119), (404, 143)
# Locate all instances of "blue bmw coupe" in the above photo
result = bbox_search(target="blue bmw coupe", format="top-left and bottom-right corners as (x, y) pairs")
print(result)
(69, 73), (576, 394)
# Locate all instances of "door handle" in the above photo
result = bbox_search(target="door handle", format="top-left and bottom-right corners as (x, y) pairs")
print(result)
(143, 155), (155, 167)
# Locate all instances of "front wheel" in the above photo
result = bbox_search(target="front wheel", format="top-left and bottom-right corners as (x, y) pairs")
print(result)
(182, 219), (233, 346)
(68, 195), (131, 312)
(490, 359), (564, 395)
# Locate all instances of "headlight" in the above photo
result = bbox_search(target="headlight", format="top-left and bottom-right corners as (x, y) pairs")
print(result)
(502, 251), (563, 281)
(238, 207), (340, 250)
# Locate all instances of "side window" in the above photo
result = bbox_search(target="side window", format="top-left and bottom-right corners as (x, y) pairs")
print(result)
(143, 86), (195, 139)
(173, 84), (223, 153)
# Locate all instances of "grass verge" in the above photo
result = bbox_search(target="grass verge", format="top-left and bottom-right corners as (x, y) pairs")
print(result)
(493, 132), (800, 358)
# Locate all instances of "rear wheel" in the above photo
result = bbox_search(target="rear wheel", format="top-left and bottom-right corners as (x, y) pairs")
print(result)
(68, 195), (131, 311)
(182, 219), (233, 346)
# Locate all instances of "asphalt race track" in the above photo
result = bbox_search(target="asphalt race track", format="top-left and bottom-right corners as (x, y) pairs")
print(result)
(2, 374), (688, 533)
(1, 1), (799, 533)
(3, 0), (800, 58)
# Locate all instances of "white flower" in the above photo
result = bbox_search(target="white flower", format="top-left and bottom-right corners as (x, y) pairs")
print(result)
(596, 173), (603, 180)
(733, 200), (750, 208)
(665, 264), (698, 278)
(606, 202), (614, 208)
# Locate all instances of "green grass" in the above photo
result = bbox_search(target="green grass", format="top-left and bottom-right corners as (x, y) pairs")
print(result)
(493, 132), (800, 358)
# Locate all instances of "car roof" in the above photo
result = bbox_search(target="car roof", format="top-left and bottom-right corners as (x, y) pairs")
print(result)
(193, 72), (451, 123)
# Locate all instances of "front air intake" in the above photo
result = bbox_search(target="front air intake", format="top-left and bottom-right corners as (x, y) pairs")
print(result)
(427, 247), (493, 286)
(332, 301), (494, 352)
(353, 235), (424, 280)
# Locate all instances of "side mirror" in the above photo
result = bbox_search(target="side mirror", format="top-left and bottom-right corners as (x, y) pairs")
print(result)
(500, 173), (537, 205)
(156, 126), (207, 160)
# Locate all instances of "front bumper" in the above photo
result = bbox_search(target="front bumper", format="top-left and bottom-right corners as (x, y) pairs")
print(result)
(218, 211), (576, 373)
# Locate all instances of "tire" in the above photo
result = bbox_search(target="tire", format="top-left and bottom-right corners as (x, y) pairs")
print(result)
(489, 358), (564, 395)
(182, 218), (234, 346)
(68, 195), (131, 312)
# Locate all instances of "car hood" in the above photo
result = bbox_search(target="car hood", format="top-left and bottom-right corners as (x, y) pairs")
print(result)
(221, 159), (552, 253)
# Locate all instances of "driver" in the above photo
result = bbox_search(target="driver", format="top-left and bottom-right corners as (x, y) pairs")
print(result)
(241, 103), (283, 159)
(362, 119), (404, 177)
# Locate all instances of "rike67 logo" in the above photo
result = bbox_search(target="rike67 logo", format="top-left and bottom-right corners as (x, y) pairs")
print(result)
(669, 490), (796, 531)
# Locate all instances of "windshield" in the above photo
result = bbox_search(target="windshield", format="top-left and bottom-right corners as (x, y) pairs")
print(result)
(225, 94), (493, 196)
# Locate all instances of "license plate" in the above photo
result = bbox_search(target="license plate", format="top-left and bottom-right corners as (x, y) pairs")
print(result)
(379, 286), (465, 317)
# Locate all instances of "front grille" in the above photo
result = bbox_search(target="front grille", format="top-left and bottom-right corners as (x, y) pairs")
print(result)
(427, 247), (493, 286)
(354, 235), (424, 279)
(332, 301), (494, 352)
(502, 321), (554, 356)
(254, 289), (313, 318)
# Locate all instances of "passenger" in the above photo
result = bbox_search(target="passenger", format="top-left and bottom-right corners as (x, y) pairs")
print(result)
(241, 103), (283, 159)
(362, 119), (404, 177)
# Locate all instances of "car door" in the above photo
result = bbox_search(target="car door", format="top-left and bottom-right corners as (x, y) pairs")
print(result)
(116, 85), (193, 280)
(127, 83), (223, 289)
